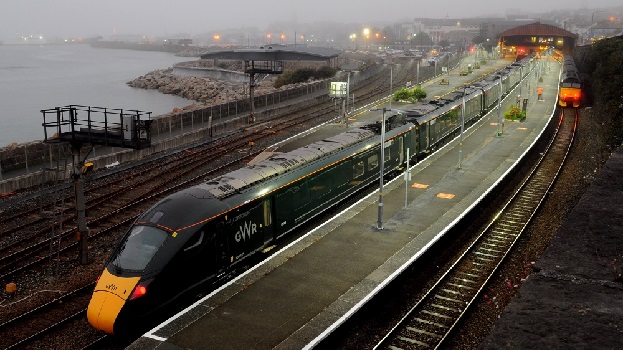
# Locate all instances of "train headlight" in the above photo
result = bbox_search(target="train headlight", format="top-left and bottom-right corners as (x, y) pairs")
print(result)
(130, 283), (147, 300)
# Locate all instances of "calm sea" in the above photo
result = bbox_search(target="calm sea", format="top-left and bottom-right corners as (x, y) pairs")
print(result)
(0, 44), (194, 146)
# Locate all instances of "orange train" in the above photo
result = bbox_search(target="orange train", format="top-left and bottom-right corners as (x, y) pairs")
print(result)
(558, 55), (581, 107)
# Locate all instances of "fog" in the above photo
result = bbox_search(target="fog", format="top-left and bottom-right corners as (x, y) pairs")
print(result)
(0, 0), (616, 40)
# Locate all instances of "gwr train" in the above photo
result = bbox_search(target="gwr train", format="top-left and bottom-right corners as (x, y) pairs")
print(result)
(558, 54), (581, 107)
(87, 57), (534, 335)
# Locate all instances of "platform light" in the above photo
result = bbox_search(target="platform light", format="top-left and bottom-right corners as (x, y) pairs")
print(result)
(369, 107), (404, 230)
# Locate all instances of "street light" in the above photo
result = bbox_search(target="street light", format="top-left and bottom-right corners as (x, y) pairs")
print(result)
(369, 107), (402, 230)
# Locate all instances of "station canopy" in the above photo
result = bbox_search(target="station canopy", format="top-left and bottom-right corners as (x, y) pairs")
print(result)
(200, 46), (340, 62)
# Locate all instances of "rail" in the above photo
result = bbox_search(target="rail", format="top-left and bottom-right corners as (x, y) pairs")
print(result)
(374, 108), (578, 349)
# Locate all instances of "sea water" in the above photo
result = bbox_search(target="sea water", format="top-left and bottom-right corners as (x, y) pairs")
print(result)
(0, 44), (194, 146)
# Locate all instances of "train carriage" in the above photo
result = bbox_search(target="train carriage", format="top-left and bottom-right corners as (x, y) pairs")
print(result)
(558, 55), (581, 108)
(87, 122), (420, 335)
(87, 56), (533, 336)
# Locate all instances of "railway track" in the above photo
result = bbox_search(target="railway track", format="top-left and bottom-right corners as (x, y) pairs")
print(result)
(0, 104), (353, 282)
(0, 283), (94, 349)
(373, 108), (577, 350)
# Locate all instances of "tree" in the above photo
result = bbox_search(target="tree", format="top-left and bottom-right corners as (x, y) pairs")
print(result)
(411, 31), (433, 48)
(438, 39), (450, 50)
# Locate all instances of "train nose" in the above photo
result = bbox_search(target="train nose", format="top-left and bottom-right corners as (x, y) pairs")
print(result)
(87, 290), (125, 334)
(87, 268), (140, 334)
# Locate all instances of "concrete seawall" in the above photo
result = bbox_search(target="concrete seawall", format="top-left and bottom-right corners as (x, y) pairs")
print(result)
(172, 66), (248, 83)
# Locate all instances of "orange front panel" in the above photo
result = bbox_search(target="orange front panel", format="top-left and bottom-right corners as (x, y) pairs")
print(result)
(87, 269), (140, 334)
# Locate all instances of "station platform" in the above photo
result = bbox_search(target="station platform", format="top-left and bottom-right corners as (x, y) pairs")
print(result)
(128, 56), (561, 349)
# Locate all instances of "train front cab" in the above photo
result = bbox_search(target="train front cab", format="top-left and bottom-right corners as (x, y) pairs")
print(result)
(88, 225), (170, 334)
(559, 84), (581, 108)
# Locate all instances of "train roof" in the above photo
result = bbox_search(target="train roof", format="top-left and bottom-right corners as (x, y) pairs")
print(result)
(202, 128), (376, 199)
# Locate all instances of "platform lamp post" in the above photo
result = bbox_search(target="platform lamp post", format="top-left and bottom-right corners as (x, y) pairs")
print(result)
(369, 107), (402, 230)
(458, 84), (467, 169)
(497, 74), (503, 137)
(519, 65), (523, 98)
(389, 64), (393, 109)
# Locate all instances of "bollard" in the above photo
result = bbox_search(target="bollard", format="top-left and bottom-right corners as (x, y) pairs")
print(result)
(6, 282), (17, 298)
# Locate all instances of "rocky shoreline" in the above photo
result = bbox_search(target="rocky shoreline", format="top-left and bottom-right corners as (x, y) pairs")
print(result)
(125, 51), (381, 109)
(126, 65), (278, 107)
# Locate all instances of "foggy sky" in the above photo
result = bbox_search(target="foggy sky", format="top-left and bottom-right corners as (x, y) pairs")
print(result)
(0, 0), (615, 40)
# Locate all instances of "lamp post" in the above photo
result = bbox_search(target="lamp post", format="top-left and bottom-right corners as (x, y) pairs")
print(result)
(389, 64), (393, 109)
(458, 84), (467, 169)
(519, 65), (523, 98)
(369, 107), (402, 230)
(416, 60), (420, 85)
(498, 74), (502, 136)
(346, 71), (351, 115)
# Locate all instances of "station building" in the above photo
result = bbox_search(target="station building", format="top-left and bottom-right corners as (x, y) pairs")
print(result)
(498, 22), (578, 59)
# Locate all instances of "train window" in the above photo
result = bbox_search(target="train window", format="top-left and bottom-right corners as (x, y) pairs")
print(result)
(112, 225), (167, 271)
(263, 200), (272, 227)
(353, 161), (364, 178)
(183, 231), (204, 252)
(368, 154), (378, 171)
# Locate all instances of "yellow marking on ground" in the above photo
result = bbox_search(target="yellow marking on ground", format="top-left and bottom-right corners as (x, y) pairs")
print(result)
(412, 183), (429, 189)
(262, 245), (276, 253)
(517, 127), (528, 130)
(490, 122), (499, 126)
(437, 193), (455, 199)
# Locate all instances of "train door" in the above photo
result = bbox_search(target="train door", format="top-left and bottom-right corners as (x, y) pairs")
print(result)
(214, 222), (230, 273)
(419, 123), (429, 153)
(262, 199), (273, 245)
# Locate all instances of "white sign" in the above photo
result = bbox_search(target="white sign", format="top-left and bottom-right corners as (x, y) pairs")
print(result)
(330, 82), (347, 98)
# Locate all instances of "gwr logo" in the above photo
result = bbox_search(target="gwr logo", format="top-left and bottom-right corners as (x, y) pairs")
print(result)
(235, 221), (257, 242)
(105, 284), (117, 291)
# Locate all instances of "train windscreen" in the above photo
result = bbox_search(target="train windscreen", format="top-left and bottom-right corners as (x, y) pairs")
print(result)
(111, 225), (168, 271)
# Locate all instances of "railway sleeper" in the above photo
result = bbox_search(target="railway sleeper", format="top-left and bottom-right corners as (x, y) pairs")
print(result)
(397, 334), (434, 348)
(413, 317), (449, 330)
(434, 293), (464, 305)
(430, 302), (462, 313)
(421, 309), (454, 320)
(406, 326), (442, 339)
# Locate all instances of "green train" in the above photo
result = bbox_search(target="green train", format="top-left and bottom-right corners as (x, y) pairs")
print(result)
(87, 57), (534, 335)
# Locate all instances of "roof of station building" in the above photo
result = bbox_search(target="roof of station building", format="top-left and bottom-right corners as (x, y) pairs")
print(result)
(499, 22), (578, 38)
(201, 46), (340, 61)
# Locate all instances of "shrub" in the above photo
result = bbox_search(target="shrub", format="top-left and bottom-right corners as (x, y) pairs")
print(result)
(393, 86), (427, 103)
(274, 66), (337, 88)
(504, 106), (525, 121)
